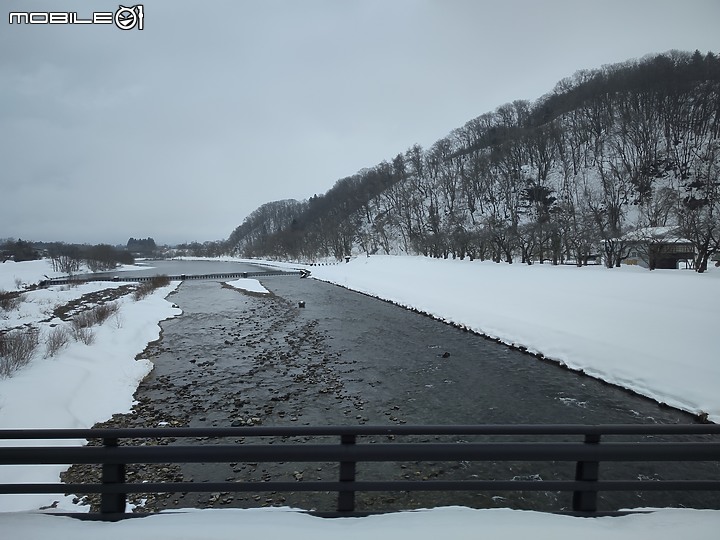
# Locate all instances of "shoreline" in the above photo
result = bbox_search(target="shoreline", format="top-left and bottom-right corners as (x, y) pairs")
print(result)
(311, 276), (712, 424)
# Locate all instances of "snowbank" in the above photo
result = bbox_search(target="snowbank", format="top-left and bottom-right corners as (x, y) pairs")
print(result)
(225, 278), (270, 294)
(1, 506), (719, 540)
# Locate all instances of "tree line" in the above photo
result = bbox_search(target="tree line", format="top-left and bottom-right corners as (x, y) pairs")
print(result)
(47, 243), (134, 273)
(126, 237), (157, 256)
(1, 239), (134, 273)
(227, 50), (720, 272)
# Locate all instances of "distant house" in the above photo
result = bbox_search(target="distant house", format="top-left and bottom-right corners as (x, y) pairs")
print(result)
(621, 227), (695, 270)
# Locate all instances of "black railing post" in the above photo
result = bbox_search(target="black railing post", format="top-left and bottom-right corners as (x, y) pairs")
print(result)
(337, 434), (357, 513)
(572, 433), (601, 513)
(100, 437), (126, 518)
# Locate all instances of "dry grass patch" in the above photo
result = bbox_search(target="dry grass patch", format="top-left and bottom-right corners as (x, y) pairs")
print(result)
(44, 325), (71, 357)
(0, 290), (23, 312)
(0, 328), (39, 377)
(133, 275), (171, 300)
(69, 302), (120, 345)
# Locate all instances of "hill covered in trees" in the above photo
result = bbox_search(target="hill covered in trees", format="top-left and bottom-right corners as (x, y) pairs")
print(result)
(228, 50), (720, 272)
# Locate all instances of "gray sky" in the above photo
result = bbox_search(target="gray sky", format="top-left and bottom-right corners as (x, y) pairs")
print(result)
(2, 0), (719, 246)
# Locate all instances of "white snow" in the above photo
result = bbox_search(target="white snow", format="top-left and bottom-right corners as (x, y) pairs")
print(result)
(2, 506), (719, 540)
(1, 257), (719, 537)
(225, 278), (270, 295)
(0, 259), (144, 292)
(0, 259), (65, 291)
(1, 280), (124, 330)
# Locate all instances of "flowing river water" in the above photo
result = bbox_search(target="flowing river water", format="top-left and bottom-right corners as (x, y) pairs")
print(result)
(68, 260), (719, 513)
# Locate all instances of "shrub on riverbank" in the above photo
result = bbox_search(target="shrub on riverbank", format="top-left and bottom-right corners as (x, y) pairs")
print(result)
(0, 290), (23, 312)
(69, 302), (120, 346)
(0, 328), (39, 377)
(133, 275), (171, 301)
(44, 325), (71, 358)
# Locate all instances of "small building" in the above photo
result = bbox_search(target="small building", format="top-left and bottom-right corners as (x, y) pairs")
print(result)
(622, 227), (695, 270)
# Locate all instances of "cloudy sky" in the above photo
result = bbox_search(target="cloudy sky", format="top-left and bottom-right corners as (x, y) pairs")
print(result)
(2, 0), (719, 246)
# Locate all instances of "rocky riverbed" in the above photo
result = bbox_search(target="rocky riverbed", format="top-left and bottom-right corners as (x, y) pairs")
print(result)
(62, 281), (408, 513)
(61, 279), (540, 514)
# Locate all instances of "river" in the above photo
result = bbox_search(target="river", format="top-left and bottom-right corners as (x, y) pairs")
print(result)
(67, 260), (719, 513)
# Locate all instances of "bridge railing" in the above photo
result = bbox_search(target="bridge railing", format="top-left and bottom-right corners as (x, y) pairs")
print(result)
(1, 424), (719, 520)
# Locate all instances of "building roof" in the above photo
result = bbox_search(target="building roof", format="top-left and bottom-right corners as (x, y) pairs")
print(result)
(622, 226), (692, 244)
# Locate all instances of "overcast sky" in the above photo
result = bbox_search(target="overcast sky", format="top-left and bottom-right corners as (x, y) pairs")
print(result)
(2, 0), (719, 246)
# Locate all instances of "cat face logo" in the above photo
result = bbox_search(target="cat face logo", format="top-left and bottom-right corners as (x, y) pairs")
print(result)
(114, 5), (143, 30)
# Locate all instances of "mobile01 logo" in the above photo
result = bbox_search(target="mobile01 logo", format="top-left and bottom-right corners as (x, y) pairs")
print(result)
(9, 5), (144, 30)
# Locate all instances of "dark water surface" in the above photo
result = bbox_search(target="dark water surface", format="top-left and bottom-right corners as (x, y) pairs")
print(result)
(113, 261), (719, 512)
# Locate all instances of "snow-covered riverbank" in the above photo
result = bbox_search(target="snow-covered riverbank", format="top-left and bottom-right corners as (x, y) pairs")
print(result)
(1, 260), (181, 511)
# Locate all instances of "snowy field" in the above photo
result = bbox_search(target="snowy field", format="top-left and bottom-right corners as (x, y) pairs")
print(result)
(1, 257), (719, 538)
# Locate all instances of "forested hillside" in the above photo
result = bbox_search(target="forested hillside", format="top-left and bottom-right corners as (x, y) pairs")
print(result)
(228, 50), (720, 272)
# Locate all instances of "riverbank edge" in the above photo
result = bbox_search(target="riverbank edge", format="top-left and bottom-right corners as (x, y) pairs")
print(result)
(307, 274), (713, 425)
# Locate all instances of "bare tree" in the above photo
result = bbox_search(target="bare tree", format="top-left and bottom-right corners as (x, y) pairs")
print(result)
(676, 141), (720, 272)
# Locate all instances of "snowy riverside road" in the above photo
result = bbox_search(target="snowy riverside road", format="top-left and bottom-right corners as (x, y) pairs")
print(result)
(57, 259), (719, 514)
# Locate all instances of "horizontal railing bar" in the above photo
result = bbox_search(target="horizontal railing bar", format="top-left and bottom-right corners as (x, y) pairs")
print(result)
(41, 509), (656, 520)
(2, 442), (720, 464)
(2, 424), (719, 440)
(2, 480), (718, 495)
(3, 425), (717, 517)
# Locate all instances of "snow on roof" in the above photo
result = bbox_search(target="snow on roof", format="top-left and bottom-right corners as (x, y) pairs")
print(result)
(621, 226), (691, 243)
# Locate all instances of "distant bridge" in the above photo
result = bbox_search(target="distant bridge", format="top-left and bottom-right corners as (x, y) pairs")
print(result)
(38, 269), (309, 287)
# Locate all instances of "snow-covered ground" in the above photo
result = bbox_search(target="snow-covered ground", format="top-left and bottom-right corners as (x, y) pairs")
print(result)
(1, 260), (182, 512)
(3, 506), (720, 540)
(0, 259), (146, 292)
(1, 256), (719, 538)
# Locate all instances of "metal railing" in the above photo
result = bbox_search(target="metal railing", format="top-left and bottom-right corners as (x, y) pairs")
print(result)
(1, 424), (719, 520)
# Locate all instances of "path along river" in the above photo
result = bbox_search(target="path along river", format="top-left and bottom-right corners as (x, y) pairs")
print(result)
(65, 260), (719, 513)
